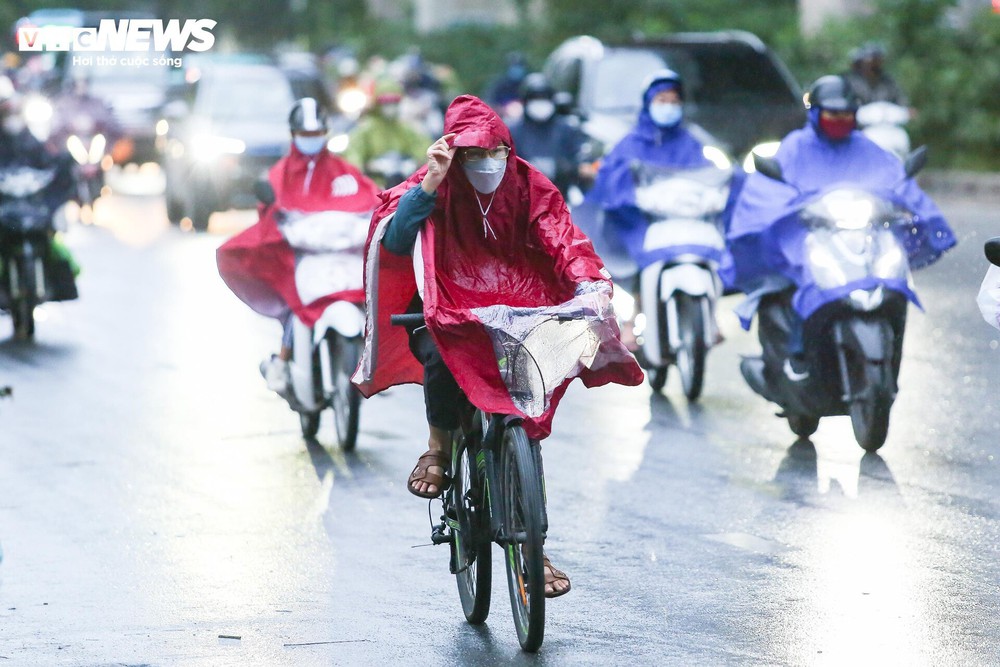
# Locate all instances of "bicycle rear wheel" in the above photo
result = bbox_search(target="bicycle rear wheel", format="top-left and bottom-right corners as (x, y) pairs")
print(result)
(452, 433), (492, 624)
(501, 425), (545, 652)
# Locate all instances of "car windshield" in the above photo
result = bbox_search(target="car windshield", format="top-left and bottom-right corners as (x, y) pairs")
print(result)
(589, 49), (667, 113)
(200, 68), (294, 122)
(588, 44), (798, 113)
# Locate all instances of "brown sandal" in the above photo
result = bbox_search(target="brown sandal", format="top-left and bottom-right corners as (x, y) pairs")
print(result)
(543, 554), (572, 598)
(407, 449), (451, 499)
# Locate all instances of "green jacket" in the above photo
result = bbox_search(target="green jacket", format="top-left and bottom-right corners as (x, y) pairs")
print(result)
(344, 113), (429, 185)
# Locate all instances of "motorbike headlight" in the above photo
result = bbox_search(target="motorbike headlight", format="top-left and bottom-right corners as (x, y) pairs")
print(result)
(702, 145), (731, 170)
(804, 190), (883, 231)
(336, 87), (369, 117)
(89, 134), (106, 165)
(743, 141), (780, 173)
(611, 286), (636, 321)
(67, 135), (89, 165)
(23, 95), (53, 141)
(191, 135), (246, 162)
(327, 133), (349, 153)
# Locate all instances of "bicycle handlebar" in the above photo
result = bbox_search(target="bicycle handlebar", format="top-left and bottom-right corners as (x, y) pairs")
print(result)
(390, 313), (426, 326)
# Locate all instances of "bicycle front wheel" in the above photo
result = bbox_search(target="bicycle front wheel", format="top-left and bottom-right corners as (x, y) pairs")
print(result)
(452, 433), (492, 624)
(501, 425), (546, 652)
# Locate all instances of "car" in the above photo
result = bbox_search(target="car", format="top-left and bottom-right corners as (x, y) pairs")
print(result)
(543, 32), (806, 170)
(159, 61), (294, 231)
(18, 9), (171, 165)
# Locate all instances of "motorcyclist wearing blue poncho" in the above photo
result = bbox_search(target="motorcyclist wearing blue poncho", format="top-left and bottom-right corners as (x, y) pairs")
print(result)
(586, 69), (715, 270)
(722, 74), (955, 400)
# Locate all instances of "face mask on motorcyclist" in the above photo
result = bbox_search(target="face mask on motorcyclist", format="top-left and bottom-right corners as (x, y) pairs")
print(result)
(818, 111), (856, 141)
(461, 150), (507, 194)
(380, 103), (400, 120)
(648, 102), (683, 128)
(293, 134), (327, 156)
(525, 99), (556, 123)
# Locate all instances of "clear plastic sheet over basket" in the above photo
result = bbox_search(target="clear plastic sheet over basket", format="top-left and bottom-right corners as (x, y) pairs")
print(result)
(470, 284), (627, 418)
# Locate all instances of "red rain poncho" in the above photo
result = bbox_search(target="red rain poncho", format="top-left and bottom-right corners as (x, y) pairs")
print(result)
(216, 146), (380, 327)
(353, 95), (642, 438)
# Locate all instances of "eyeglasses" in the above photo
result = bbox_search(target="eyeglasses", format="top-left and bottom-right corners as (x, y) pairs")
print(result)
(459, 146), (510, 161)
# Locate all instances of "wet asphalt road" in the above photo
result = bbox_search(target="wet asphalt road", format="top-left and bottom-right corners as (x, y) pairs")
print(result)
(1, 175), (1000, 665)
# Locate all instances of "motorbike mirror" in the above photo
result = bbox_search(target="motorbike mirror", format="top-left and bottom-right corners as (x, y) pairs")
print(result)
(753, 154), (785, 182)
(985, 237), (1000, 267)
(254, 179), (276, 206)
(903, 145), (928, 179)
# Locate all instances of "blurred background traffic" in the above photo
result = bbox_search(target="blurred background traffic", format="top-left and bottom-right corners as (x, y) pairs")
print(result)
(1, 0), (998, 236)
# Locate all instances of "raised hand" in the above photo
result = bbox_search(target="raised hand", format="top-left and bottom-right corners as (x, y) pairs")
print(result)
(421, 133), (457, 194)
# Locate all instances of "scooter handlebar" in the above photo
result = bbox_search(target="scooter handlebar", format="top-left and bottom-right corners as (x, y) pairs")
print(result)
(390, 313), (425, 327)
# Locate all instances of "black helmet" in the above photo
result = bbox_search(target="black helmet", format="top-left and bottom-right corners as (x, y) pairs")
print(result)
(519, 73), (553, 102)
(805, 75), (858, 113)
(288, 97), (328, 133)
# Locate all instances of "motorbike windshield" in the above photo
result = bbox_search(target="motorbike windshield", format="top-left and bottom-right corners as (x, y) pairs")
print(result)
(470, 289), (629, 418)
(633, 163), (732, 219)
(281, 209), (369, 306)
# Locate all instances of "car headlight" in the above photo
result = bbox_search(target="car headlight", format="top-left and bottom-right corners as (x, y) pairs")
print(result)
(191, 134), (246, 162)
(743, 141), (780, 173)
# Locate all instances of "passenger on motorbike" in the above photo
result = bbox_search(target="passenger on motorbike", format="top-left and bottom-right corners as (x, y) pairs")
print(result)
(216, 98), (379, 397)
(343, 81), (429, 188)
(844, 42), (909, 107)
(354, 94), (643, 597)
(507, 73), (586, 196)
(722, 75), (954, 397)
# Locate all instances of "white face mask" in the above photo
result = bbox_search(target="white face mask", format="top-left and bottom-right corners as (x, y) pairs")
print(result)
(462, 157), (506, 194)
(294, 135), (327, 156)
(649, 102), (683, 127)
(525, 99), (556, 123)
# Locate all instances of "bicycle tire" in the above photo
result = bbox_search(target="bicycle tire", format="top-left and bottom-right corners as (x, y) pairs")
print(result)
(500, 425), (546, 652)
(452, 433), (492, 624)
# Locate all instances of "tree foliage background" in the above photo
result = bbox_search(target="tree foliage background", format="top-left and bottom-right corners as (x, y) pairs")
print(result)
(3, 0), (999, 168)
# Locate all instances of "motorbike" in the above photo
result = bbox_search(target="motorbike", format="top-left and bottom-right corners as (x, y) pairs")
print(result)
(618, 162), (731, 400)
(744, 149), (929, 451)
(256, 182), (366, 449)
(64, 120), (108, 208)
(856, 102), (911, 161)
(0, 165), (75, 339)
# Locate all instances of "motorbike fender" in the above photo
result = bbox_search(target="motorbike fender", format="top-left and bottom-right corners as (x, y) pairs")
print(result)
(833, 317), (890, 363)
(313, 301), (364, 343)
(290, 317), (319, 412)
(658, 263), (718, 301)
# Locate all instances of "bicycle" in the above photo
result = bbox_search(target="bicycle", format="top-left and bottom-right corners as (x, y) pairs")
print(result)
(390, 312), (550, 652)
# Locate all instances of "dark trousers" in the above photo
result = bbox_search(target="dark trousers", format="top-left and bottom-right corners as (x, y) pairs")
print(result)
(408, 327), (462, 430)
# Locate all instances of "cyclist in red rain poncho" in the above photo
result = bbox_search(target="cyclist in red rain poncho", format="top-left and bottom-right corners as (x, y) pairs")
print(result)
(353, 94), (643, 597)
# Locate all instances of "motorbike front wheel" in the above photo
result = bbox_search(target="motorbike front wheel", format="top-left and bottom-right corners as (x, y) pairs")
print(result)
(329, 334), (362, 451)
(850, 363), (893, 452)
(674, 294), (706, 401)
(10, 257), (38, 340)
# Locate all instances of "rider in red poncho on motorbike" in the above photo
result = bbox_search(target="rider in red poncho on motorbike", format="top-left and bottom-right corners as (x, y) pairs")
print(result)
(217, 98), (380, 396)
(353, 94), (643, 597)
